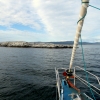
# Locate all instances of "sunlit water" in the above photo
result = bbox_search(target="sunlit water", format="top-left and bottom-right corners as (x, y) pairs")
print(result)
(0, 45), (100, 100)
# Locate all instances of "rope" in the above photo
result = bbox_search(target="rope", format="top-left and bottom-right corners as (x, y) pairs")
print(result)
(77, 1), (96, 100)
(89, 5), (100, 10)
(77, 12), (87, 24)
(79, 36), (96, 100)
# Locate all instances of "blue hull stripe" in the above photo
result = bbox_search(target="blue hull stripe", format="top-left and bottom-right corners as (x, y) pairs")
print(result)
(61, 79), (78, 100)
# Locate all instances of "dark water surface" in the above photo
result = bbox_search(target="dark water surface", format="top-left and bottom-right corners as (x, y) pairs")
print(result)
(0, 45), (100, 100)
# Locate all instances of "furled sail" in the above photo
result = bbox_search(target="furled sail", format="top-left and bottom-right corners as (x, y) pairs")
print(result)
(69, 0), (89, 69)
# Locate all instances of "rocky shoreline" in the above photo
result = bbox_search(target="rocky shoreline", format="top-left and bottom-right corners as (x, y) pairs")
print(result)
(0, 41), (73, 48)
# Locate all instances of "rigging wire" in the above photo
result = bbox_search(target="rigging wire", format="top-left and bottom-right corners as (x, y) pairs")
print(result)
(77, 1), (100, 100)
(81, 0), (100, 10)
(79, 36), (96, 100)
(89, 5), (100, 10)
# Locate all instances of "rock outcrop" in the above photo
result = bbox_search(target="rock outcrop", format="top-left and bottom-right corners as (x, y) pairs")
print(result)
(0, 41), (73, 48)
(0, 41), (30, 47)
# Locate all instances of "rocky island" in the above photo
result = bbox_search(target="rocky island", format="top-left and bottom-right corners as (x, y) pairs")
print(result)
(0, 41), (73, 48)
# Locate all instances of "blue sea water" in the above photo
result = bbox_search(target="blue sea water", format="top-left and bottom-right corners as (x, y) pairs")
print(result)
(0, 45), (100, 100)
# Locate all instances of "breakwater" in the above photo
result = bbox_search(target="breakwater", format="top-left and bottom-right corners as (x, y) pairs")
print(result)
(0, 41), (73, 48)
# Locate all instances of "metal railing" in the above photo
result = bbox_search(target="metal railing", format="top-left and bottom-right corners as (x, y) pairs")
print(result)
(55, 68), (61, 99)
(83, 93), (93, 100)
(55, 68), (67, 100)
(55, 66), (100, 100)
(74, 66), (100, 96)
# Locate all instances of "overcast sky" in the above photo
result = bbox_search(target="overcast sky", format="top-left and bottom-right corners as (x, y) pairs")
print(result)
(0, 0), (100, 42)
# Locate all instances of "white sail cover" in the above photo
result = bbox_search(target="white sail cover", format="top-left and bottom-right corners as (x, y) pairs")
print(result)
(69, 0), (89, 69)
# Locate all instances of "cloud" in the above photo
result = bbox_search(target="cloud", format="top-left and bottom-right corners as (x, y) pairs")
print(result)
(0, 29), (49, 42)
(32, 0), (100, 42)
(32, 0), (81, 41)
(0, 0), (41, 29)
(0, 0), (100, 42)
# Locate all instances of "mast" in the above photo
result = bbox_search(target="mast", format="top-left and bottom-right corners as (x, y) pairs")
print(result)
(69, 0), (89, 69)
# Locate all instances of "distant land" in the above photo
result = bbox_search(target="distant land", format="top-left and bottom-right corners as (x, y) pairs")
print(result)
(32, 41), (100, 45)
(0, 41), (99, 48)
(48, 41), (100, 45)
(0, 41), (73, 48)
